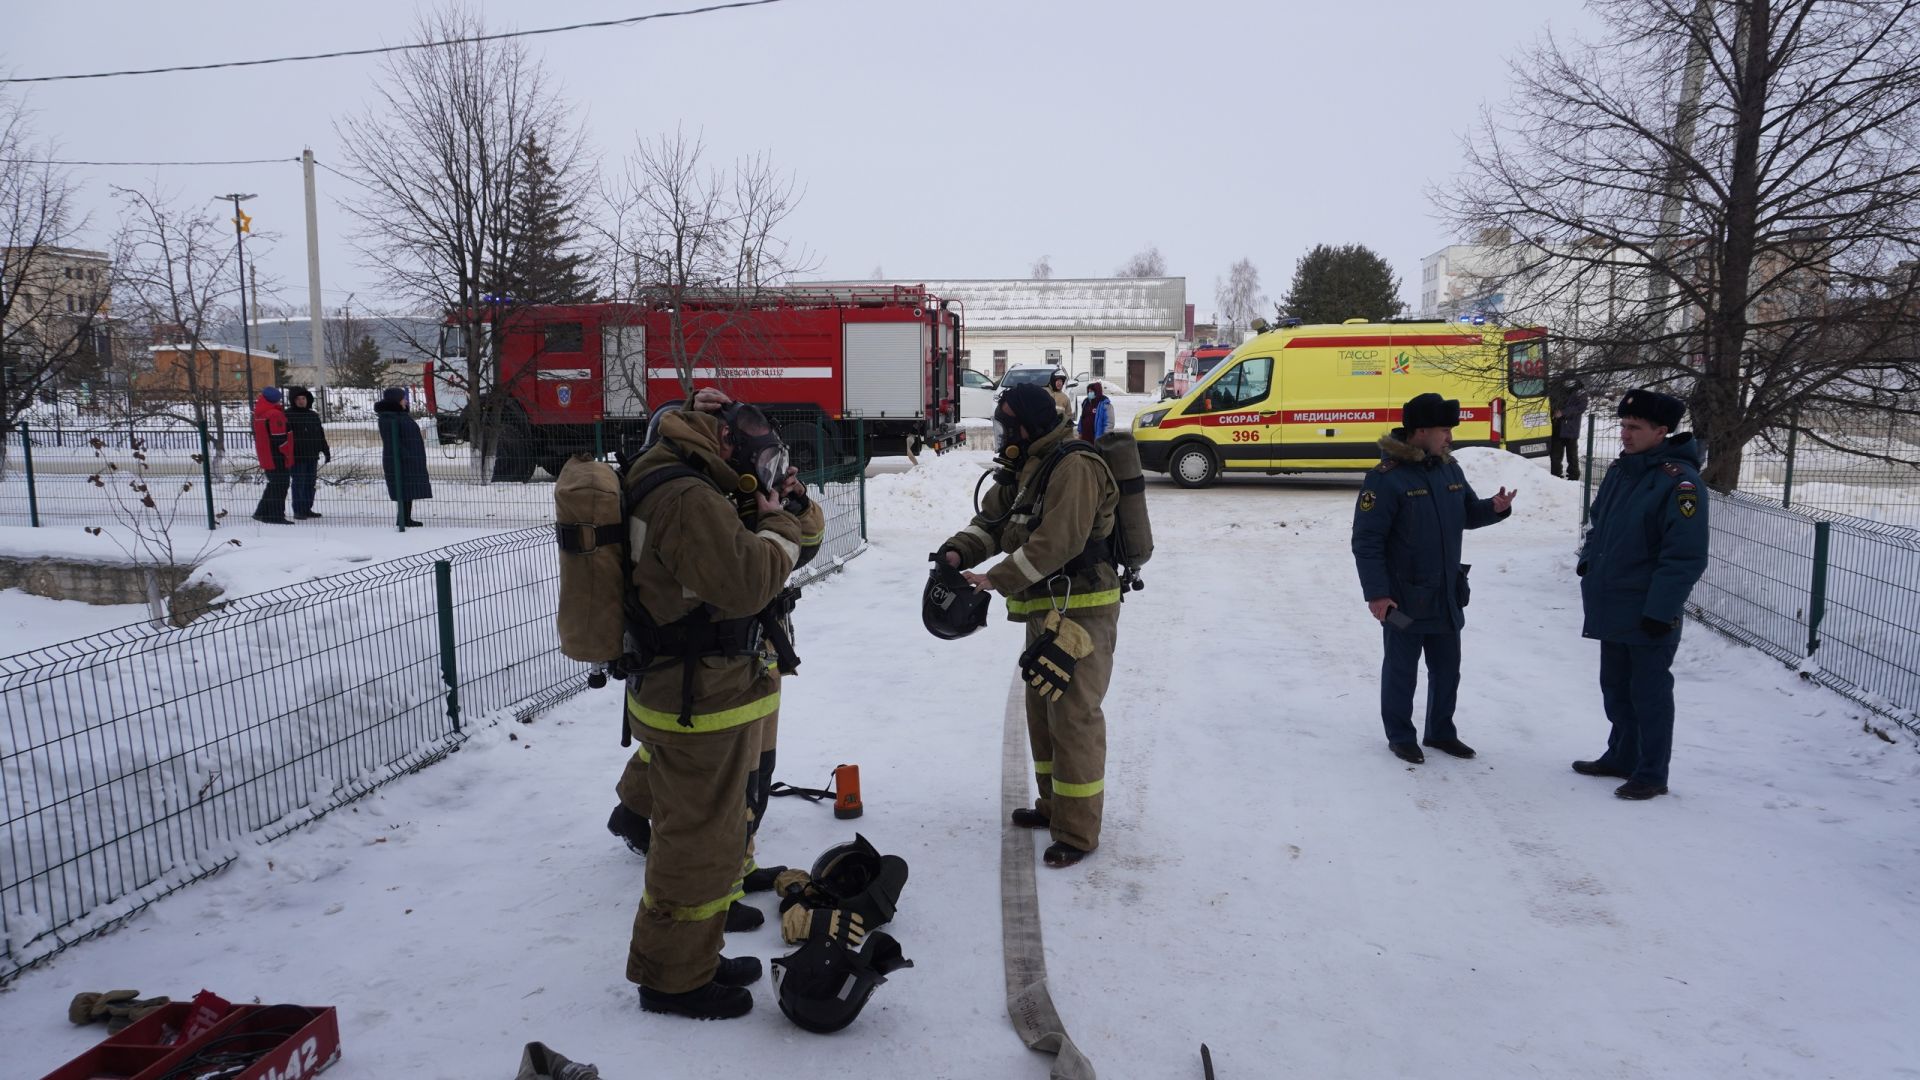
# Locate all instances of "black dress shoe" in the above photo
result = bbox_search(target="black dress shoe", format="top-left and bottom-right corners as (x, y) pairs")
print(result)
(1615, 781), (1668, 800)
(1422, 737), (1476, 759)
(714, 955), (762, 987)
(638, 981), (752, 1020)
(402, 518), (425, 527)
(606, 805), (649, 855)
(1389, 742), (1425, 765)
(1010, 807), (1050, 829)
(1043, 842), (1088, 868)
(251, 513), (293, 525)
(724, 901), (764, 933)
(1572, 760), (1631, 779)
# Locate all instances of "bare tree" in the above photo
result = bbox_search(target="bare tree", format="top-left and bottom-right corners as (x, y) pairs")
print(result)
(333, 5), (584, 468)
(1, 91), (110, 469)
(1440, 0), (1920, 490)
(599, 129), (816, 398)
(1214, 257), (1264, 337)
(1030, 254), (1054, 280)
(1116, 245), (1167, 277)
(109, 186), (247, 447)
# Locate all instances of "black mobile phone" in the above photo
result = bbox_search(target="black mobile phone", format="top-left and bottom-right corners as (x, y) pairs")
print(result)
(1385, 608), (1416, 631)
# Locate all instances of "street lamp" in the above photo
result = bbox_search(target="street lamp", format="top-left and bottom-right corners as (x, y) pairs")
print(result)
(215, 193), (257, 412)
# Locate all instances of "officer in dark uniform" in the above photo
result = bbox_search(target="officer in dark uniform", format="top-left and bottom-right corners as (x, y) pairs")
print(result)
(1352, 393), (1517, 764)
(1574, 388), (1710, 800)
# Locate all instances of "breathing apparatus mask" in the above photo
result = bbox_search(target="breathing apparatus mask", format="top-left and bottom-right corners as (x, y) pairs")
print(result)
(720, 403), (790, 497)
(990, 384), (1060, 479)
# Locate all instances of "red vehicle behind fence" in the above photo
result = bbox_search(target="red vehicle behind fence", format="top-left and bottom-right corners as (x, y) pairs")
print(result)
(427, 286), (964, 479)
(1170, 343), (1235, 398)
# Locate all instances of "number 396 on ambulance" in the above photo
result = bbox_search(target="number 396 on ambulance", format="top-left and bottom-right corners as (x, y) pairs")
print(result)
(1130, 318), (1551, 488)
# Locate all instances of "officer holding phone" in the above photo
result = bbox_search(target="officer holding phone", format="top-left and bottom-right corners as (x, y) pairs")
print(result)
(1351, 394), (1517, 765)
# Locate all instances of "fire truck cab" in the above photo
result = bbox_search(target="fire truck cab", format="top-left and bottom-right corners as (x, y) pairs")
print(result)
(428, 287), (964, 480)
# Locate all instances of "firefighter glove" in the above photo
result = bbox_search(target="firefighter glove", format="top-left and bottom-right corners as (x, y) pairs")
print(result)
(1019, 612), (1094, 702)
(781, 903), (814, 945)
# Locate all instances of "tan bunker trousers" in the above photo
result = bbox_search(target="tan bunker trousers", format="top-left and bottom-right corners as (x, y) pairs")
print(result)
(1024, 603), (1119, 852)
(624, 713), (766, 993)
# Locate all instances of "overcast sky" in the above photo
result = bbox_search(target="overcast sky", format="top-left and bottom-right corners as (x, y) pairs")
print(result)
(8, 0), (1599, 321)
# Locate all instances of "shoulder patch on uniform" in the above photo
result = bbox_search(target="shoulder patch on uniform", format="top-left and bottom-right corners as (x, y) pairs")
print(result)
(1358, 490), (1376, 513)
(1678, 489), (1699, 518)
(1661, 462), (1684, 477)
(1677, 480), (1696, 491)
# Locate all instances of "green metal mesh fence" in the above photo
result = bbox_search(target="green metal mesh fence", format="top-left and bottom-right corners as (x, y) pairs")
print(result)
(0, 436), (866, 982)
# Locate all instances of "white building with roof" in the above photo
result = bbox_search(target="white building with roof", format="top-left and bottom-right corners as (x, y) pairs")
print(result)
(818, 277), (1186, 394)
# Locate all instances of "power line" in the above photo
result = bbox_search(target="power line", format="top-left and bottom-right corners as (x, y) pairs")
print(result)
(2, 0), (792, 84)
(0, 156), (296, 167)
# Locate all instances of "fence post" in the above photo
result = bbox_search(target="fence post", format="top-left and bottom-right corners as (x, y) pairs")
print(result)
(1580, 414), (1596, 526)
(198, 421), (217, 529)
(1806, 520), (1830, 657)
(1781, 410), (1799, 510)
(594, 419), (605, 461)
(856, 417), (867, 541)
(434, 559), (462, 733)
(20, 423), (40, 528)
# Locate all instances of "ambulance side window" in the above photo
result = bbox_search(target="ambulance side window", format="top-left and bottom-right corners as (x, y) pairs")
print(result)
(1194, 357), (1273, 413)
(1508, 340), (1547, 397)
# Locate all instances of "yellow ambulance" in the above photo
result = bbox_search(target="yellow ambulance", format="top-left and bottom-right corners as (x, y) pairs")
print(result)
(1131, 318), (1552, 487)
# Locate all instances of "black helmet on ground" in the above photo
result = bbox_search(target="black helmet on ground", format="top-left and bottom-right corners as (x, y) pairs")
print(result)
(923, 554), (990, 640)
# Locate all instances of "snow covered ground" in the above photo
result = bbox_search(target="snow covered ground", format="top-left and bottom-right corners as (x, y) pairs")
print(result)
(6, 441), (1920, 1079)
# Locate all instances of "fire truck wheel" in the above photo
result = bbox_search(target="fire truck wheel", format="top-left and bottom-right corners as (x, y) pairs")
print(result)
(1169, 442), (1219, 489)
(780, 421), (829, 472)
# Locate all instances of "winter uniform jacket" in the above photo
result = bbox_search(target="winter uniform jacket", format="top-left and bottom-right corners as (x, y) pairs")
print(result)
(251, 395), (294, 471)
(1579, 433), (1710, 644)
(622, 410), (809, 739)
(1049, 387), (1072, 419)
(374, 398), (433, 502)
(1077, 394), (1112, 441)
(283, 387), (331, 463)
(1351, 432), (1509, 634)
(942, 421), (1120, 622)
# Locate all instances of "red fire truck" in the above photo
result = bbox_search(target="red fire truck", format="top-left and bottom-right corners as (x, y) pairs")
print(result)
(1170, 343), (1236, 398)
(426, 287), (964, 480)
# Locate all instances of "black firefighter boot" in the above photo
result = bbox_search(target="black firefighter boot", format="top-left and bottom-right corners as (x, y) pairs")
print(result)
(638, 981), (752, 1021)
(1011, 808), (1050, 829)
(724, 901), (765, 933)
(606, 805), (650, 856)
(1043, 841), (1088, 868)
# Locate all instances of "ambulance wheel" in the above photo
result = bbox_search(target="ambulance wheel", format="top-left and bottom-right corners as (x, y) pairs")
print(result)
(1169, 442), (1218, 489)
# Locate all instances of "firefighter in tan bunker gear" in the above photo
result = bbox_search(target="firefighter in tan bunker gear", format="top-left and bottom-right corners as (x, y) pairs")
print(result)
(619, 403), (814, 1021)
(942, 383), (1120, 868)
(610, 428), (824, 914)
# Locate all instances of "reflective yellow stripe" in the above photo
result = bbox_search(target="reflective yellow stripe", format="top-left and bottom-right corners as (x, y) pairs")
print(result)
(632, 743), (652, 765)
(627, 690), (781, 734)
(1051, 777), (1105, 798)
(643, 888), (744, 923)
(799, 531), (825, 545)
(1005, 588), (1123, 616)
(742, 856), (757, 875)
(1033, 760), (1054, 775)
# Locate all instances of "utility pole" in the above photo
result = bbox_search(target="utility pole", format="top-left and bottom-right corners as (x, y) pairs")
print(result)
(217, 192), (257, 412)
(302, 149), (325, 386)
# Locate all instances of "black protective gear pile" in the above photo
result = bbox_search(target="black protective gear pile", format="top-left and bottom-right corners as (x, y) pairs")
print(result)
(769, 833), (915, 1034)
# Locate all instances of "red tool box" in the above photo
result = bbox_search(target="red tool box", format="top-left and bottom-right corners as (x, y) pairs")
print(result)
(40, 996), (340, 1080)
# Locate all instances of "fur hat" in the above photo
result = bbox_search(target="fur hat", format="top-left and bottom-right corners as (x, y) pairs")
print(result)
(1616, 387), (1685, 431)
(382, 386), (408, 404)
(1402, 392), (1460, 429)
